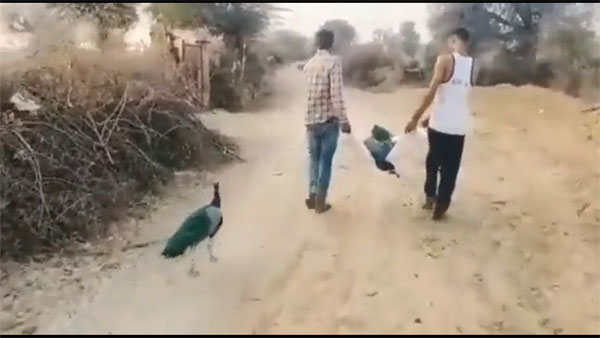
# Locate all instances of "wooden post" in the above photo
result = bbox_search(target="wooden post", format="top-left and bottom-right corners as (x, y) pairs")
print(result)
(179, 40), (211, 109)
(197, 40), (210, 108)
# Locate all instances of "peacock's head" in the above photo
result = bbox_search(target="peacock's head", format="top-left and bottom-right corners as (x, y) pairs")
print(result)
(210, 182), (221, 208)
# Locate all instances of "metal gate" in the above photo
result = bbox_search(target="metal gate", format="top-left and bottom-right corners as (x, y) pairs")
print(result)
(181, 40), (211, 109)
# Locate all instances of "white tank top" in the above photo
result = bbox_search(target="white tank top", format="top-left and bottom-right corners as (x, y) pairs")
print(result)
(430, 53), (473, 136)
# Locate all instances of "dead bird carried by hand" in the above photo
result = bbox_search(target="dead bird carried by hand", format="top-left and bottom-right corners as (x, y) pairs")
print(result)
(161, 182), (223, 262)
(363, 125), (400, 178)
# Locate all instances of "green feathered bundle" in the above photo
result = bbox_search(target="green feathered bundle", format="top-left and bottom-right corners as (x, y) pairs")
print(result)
(371, 124), (393, 143)
(363, 124), (399, 177)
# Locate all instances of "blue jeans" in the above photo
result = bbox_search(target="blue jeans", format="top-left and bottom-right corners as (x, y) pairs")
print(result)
(307, 120), (340, 198)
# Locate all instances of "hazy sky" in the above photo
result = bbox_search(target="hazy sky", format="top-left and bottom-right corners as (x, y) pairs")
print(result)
(277, 3), (430, 42)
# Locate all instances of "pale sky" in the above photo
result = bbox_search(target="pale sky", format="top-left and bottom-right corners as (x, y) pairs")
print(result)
(277, 3), (430, 42)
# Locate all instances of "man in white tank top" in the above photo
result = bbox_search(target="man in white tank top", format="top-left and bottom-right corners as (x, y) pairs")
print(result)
(404, 28), (474, 221)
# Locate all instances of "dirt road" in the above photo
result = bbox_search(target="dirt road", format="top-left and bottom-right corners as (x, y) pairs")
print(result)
(3, 66), (599, 334)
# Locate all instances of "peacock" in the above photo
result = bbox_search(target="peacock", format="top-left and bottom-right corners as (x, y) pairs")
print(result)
(161, 183), (223, 262)
(371, 124), (394, 143)
(363, 124), (400, 178)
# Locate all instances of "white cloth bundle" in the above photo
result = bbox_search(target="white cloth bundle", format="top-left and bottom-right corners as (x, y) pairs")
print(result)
(387, 128), (464, 198)
(385, 128), (428, 181)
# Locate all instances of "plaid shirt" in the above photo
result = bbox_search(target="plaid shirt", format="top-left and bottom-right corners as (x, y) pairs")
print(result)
(303, 50), (349, 126)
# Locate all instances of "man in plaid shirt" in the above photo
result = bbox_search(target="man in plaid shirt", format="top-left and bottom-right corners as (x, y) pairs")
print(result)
(303, 29), (352, 214)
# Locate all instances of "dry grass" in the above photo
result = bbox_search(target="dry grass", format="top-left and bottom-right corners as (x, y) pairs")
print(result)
(0, 47), (238, 259)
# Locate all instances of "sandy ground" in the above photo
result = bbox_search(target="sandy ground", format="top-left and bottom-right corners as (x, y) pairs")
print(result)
(1, 66), (599, 334)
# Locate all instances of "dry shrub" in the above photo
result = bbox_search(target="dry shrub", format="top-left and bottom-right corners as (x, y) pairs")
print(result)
(343, 43), (393, 89)
(545, 62), (600, 100)
(210, 42), (273, 112)
(579, 65), (600, 102)
(0, 48), (237, 259)
(367, 66), (404, 93)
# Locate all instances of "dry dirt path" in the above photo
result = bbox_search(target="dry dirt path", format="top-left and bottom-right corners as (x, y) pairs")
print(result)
(3, 66), (599, 334)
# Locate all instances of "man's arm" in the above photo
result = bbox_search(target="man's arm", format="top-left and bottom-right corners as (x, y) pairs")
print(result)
(414, 54), (447, 120)
(330, 58), (350, 130)
(405, 54), (448, 133)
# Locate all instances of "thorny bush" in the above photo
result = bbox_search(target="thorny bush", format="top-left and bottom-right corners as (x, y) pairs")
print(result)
(0, 51), (237, 259)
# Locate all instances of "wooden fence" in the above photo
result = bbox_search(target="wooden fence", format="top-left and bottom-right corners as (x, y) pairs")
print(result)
(180, 40), (211, 109)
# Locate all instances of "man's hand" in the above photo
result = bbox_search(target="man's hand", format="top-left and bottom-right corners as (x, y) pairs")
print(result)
(404, 116), (419, 134)
(341, 122), (352, 134)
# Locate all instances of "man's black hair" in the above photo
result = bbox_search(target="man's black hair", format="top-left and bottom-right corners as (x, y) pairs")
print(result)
(450, 27), (470, 43)
(316, 29), (334, 50)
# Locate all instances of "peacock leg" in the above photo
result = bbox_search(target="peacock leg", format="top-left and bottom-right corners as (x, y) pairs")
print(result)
(208, 238), (218, 263)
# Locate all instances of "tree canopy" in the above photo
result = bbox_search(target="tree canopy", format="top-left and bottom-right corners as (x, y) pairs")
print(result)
(399, 21), (420, 58)
(149, 3), (286, 47)
(48, 3), (138, 40)
(427, 3), (598, 84)
(320, 19), (357, 53)
(264, 29), (309, 62)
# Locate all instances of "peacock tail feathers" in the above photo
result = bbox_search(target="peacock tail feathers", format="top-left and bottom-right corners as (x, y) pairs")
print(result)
(161, 206), (212, 258)
(161, 182), (223, 259)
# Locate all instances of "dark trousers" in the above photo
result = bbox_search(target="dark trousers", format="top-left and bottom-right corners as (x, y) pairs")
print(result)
(425, 128), (465, 205)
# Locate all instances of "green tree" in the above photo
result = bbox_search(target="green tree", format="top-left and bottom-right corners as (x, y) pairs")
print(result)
(48, 3), (138, 42)
(148, 3), (207, 28)
(149, 3), (286, 110)
(373, 28), (391, 43)
(428, 3), (567, 56)
(427, 3), (573, 82)
(150, 3), (284, 49)
(399, 21), (420, 58)
(538, 4), (600, 96)
(320, 19), (357, 53)
(264, 29), (309, 63)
